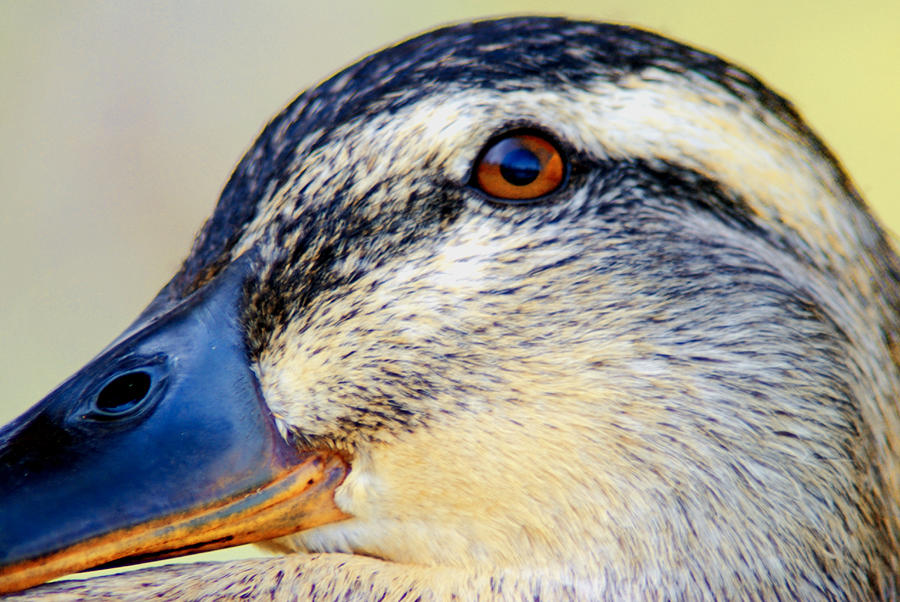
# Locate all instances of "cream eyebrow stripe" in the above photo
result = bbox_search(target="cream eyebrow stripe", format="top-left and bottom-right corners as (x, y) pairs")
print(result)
(234, 68), (861, 285)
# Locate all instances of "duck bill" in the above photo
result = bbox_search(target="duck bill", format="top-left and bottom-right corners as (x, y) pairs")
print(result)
(0, 256), (349, 595)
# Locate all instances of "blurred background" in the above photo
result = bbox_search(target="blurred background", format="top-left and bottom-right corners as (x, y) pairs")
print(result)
(1, 0), (898, 569)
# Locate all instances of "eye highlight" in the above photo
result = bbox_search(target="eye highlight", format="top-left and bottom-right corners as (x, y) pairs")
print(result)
(474, 132), (565, 201)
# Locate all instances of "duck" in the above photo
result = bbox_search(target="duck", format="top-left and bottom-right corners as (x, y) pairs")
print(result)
(1, 15), (899, 601)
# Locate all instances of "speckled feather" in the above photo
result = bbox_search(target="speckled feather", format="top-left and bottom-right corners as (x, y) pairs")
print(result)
(17, 16), (900, 600)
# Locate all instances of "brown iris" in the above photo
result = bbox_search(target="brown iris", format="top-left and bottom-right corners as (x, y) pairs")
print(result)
(474, 132), (565, 200)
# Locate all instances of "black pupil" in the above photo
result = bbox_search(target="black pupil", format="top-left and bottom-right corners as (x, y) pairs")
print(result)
(499, 147), (541, 186)
(96, 371), (152, 415)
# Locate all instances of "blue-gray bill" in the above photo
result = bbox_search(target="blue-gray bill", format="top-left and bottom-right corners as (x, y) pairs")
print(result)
(0, 254), (348, 594)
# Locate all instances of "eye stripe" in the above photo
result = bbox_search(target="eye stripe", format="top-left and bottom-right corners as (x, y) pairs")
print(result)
(474, 132), (566, 201)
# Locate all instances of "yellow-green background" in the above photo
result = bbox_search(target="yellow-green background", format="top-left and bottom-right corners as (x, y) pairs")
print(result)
(1, 0), (898, 569)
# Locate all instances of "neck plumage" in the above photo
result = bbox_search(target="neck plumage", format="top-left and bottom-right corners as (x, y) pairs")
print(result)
(8, 555), (560, 600)
(7, 552), (881, 600)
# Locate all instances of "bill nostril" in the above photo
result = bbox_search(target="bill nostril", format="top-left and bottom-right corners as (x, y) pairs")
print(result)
(94, 371), (152, 418)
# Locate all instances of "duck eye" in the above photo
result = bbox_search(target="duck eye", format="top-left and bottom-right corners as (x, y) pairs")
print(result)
(474, 132), (565, 201)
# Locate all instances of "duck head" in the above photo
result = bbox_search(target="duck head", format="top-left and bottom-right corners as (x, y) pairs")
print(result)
(2, 17), (899, 598)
